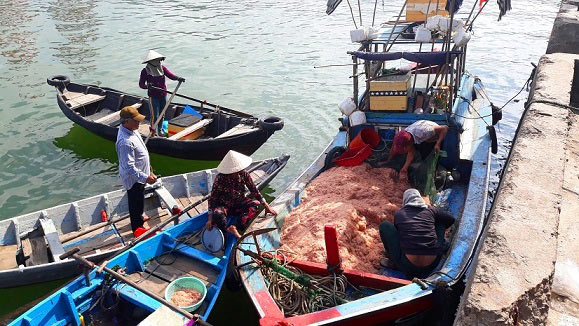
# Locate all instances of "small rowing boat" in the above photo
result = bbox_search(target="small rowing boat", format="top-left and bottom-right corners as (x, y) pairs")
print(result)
(46, 75), (284, 161)
(0, 155), (289, 289)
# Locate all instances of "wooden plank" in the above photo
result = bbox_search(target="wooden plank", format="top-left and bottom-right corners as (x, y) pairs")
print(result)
(67, 94), (106, 110)
(127, 272), (169, 296)
(0, 245), (18, 270)
(138, 305), (188, 326)
(215, 124), (258, 139)
(39, 218), (65, 262)
(94, 102), (143, 124)
(168, 119), (212, 140)
(145, 260), (213, 287)
(169, 255), (218, 285)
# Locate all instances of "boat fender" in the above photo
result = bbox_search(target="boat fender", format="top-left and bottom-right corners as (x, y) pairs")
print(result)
(323, 146), (346, 170)
(225, 260), (242, 292)
(47, 75), (70, 87)
(487, 125), (498, 154)
(491, 103), (502, 125)
(259, 116), (284, 131)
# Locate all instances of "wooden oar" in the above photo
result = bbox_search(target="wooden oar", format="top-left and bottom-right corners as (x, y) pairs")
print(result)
(97, 160), (269, 269)
(149, 86), (252, 118)
(60, 248), (212, 326)
(147, 95), (156, 136)
(145, 80), (183, 144)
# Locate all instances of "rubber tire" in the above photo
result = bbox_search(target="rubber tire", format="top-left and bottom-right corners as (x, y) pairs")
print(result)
(259, 116), (284, 132)
(225, 256), (242, 292)
(491, 104), (502, 126)
(487, 125), (498, 154)
(47, 75), (70, 87)
(324, 146), (346, 170)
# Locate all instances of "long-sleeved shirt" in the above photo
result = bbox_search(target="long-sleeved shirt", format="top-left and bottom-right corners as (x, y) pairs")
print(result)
(116, 125), (150, 190)
(208, 171), (264, 210)
(394, 206), (455, 255)
(139, 65), (179, 98)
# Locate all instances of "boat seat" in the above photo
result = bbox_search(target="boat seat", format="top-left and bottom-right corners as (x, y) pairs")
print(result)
(93, 103), (142, 125)
(39, 218), (65, 262)
(63, 91), (106, 110)
(0, 245), (18, 270)
(215, 124), (258, 138)
(168, 119), (213, 140)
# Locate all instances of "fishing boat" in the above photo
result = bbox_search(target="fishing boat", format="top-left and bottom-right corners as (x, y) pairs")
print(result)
(233, 1), (504, 325)
(46, 76), (284, 161)
(0, 155), (289, 289)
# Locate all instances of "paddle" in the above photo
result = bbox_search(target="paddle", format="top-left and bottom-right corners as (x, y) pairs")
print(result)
(147, 95), (156, 136)
(148, 86), (252, 118)
(97, 160), (269, 269)
(60, 248), (212, 326)
(145, 79), (183, 144)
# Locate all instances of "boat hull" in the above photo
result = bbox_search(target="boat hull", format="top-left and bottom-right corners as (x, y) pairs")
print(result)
(238, 74), (493, 325)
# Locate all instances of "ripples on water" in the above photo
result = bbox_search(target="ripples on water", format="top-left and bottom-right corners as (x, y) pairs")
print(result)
(0, 0), (560, 221)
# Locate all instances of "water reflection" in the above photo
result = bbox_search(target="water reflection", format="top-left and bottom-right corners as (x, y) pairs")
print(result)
(47, 0), (102, 74)
(52, 125), (218, 176)
(0, 0), (39, 72)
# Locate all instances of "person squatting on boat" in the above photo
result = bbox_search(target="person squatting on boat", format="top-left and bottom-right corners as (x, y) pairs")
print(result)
(384, 120), (448, 179)
(139, 50), (185, 136)
(205, 151), (277, 238)
(115, 106), (157, 233)
(379, 188), (455, 278)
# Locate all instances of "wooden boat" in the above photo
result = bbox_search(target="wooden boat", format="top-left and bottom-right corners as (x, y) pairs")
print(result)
(0, 155), (289, 289)
(234, 3), (500, 325)
(46, 76), (284, 161)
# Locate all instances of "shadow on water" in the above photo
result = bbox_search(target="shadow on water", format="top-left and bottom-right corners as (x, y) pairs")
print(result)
(53, 124), (219, 177)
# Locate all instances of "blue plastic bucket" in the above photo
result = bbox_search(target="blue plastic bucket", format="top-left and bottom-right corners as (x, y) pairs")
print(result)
(164, 277), (207, 312)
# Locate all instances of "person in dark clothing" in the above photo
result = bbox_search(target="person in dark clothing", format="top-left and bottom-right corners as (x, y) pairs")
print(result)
(205, 150), (277, 238)
(139, 50), (185, 136)
(379, 188), (455, 278)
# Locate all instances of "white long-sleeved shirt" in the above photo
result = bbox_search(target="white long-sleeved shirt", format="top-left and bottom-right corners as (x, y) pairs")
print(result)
(116, 125), (150, 190)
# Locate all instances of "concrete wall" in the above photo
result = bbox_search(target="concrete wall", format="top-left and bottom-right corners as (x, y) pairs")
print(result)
(455, 1), (579, 324)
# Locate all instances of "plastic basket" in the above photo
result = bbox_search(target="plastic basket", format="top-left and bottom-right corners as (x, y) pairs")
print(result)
(164, 277), (207, 312)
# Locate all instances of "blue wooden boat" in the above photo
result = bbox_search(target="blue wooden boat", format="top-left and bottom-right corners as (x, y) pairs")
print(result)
(6, 155), (288, 326)
(234, 7), (500, 325)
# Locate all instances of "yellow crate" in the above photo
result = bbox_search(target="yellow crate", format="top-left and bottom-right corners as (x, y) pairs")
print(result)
(369, 75), (410, 111)
(406, 0), (449, 22)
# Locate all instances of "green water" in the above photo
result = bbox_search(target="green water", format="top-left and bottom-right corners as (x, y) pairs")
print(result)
(0, 0), (560, 324)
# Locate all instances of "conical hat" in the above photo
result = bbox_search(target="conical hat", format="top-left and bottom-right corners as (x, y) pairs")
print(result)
(216, 150), (252, 174)
(142, 50), (165, 64)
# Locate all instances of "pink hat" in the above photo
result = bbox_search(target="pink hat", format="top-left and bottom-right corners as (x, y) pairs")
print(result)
(392, 131), (412, 154)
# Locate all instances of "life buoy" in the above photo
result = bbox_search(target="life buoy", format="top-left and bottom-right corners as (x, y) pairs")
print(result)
(47, 75), (70, 87)
(258, 116), (284, 132)
(487, 125), (498, 154)
(324, 146), (346, 170)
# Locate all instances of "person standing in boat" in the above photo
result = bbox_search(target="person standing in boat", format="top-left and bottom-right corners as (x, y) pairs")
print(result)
(139, 50), (185, 136)
(205, 150), (277, 238)
(116, 106), (157, 234)
(379, 188), (455, 278)
(384, 120), (449, 179)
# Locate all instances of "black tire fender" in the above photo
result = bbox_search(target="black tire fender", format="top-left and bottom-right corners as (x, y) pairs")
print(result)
(491, 103), (502, 125)
(487, 125), (498, 154)
(324, 146), (346, 170)
(47, 75), (70, 87)
(258, 116), (284, 132)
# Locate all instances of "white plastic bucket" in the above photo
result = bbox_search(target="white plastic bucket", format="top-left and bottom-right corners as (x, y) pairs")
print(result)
(349, 111), (366, 127)
(339, 97), (356, 116)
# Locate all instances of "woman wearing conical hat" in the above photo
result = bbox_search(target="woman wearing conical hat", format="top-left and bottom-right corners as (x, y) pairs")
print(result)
(206, 151), (277, 238)
(138, 50), (185, 136)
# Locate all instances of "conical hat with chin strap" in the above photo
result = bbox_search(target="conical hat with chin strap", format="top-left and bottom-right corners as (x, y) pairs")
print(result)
(142, 50), (165, 64)
(216, 150), (253, 174)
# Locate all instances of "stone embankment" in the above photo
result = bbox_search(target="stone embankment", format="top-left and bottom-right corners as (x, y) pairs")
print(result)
(454, 1), (579, 325)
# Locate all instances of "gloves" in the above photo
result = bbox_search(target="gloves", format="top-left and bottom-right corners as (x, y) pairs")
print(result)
(178, 76), (186, 83)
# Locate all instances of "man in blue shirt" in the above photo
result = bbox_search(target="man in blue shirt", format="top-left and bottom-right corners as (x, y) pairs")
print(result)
(116, 106), (157, 233)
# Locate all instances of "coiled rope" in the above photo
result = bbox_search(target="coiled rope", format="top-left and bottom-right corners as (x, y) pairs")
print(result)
(258, 249), (360, 317)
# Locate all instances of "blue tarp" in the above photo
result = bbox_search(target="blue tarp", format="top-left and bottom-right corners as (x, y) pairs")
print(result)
(348, 51), (462, 65)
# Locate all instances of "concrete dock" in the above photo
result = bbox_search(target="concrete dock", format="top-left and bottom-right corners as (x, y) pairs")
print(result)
(454, 1), (579, 325)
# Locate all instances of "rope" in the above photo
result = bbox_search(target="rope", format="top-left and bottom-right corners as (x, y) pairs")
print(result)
(258, 249), (356, 317)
